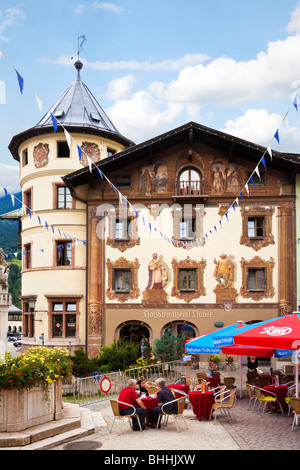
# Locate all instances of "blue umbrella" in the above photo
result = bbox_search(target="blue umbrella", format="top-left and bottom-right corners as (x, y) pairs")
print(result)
(185, 321), (247, 354)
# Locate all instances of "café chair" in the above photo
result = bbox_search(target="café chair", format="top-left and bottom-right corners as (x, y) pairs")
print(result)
(146, 382), (158, 395)
(246, 384), (259, 411)
(223, 377), (236, 389)
(196, 371), (207, 384)
(246, 370), (258, 384)
(290, 397), (300, 430)
(213, 385), (227, 404)
(254, 386), (284, 415)
(109, 399), (142, 435)
(285, 384), (296, 416)
(170, 387), (191, 409)
(209, 389), (236, 424)
(257, 375), (270, 388)
(156, 396), (188, 433)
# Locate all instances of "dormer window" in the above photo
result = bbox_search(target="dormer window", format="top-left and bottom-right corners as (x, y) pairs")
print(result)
(91, 113), (100, 122)
(54, 109), (64, 119)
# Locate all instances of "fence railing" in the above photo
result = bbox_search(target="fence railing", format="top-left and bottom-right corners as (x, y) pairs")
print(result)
(70, 360), (187, 407)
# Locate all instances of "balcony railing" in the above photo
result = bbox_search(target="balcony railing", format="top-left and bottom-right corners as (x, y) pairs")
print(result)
(174, 179), (207, 197)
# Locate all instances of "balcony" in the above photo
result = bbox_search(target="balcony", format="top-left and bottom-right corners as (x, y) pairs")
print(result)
(173, 179), (208, 198)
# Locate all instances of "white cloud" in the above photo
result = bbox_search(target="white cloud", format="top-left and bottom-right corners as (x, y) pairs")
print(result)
(51, 53), (210, 72)
(91, 2), (124, 14)
(0, 164), (20, 194)
(74, 2), (124, 15)
(287, 6), (300, 34)
(221, 108), (300, 152)
(0, 7), (25, 42)
(107, 91), (184, 142)
(105, 75), (136, 100)
(150, 35), (300, 106)
(221, 109), (282, 145)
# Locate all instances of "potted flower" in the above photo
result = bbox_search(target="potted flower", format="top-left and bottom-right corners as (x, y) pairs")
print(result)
(224, 354), (234, 370)
(209, 354), (220, 370)
(0, 347), (72, 432)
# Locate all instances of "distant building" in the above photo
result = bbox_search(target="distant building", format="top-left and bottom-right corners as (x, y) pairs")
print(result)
(8, 61), (300, 357)
(7, 304), (22, 336)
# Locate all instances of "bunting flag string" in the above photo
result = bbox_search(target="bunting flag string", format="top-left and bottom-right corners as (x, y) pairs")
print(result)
(0, 49), (43, 112)
(1, 46), (300, 249)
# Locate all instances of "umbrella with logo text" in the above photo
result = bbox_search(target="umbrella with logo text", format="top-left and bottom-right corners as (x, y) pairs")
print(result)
(233, 313), (300, 396)
(185, 320), (288, 397)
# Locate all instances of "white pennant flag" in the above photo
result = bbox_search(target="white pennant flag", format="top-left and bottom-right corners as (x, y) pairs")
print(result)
(64, 129), (72, 148)
(235, 197), (239, 207)
(34, 93), (43, 112)
(245, 182), (249, 195)
(267, 145), (272, 160)
(87, 156), (92, 172)
(283, 110), (289, 128)
(0, 50), (2, 60)
(254, 165), (260, 179)
(11, 194), (15, 206)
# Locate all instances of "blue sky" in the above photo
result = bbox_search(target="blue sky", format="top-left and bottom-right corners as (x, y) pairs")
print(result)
(1, 0), (300, 193)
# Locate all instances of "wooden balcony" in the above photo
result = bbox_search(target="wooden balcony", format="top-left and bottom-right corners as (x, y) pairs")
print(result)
(173, 179), (208, 198)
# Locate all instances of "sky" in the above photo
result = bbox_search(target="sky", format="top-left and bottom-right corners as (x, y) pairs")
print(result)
(1, 0), (300, 193)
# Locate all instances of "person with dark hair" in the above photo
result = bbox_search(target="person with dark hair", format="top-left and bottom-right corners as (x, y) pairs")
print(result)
(247, 356), (258, 371)
(136, 379), (149, 397)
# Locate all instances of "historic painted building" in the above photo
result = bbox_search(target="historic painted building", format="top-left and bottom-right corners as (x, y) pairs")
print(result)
(63, 120), (300, 358)
(8, 61), (300, 357)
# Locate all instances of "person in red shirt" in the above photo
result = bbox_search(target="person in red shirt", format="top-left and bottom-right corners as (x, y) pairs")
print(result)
(118, 379), (148, 430)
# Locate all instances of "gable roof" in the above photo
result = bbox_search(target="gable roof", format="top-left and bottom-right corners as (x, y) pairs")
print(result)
(63, 121), (300, 188)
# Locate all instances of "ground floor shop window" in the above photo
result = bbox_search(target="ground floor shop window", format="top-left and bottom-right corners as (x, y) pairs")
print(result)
(48, 299), (80, 338)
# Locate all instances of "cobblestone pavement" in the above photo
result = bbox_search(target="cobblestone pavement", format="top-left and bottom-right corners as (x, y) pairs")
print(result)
(52, 363), (300, 451)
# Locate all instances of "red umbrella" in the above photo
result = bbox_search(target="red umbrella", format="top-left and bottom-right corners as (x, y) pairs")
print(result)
(233, 313), (300, 350)
(234, 313), (300, 396)
(221, 344), (274, 357)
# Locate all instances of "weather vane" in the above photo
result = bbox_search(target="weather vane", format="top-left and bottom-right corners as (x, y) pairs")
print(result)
(71, 34), (87, 61)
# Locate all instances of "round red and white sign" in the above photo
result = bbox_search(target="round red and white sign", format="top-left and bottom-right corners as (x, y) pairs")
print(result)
(261, 326), (292, 336)
(100, 376), (111, 394)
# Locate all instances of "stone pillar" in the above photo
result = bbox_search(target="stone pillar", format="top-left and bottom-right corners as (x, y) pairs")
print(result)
(0, 249), (11, 355)
(87, 207), (104, 358)
(278, 202), (296, 316)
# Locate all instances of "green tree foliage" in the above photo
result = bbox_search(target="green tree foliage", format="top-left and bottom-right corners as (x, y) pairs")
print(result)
(153, 328), (186, 362)
(98, 340), (140, 372)
(69, 348), (102, 377)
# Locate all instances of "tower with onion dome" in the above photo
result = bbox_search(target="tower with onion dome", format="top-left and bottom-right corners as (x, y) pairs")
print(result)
(8, 60), (133, 351)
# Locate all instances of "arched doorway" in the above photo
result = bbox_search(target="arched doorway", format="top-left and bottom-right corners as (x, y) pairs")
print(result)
(118, 321), (150, 344)
(162, 321), (198, 340)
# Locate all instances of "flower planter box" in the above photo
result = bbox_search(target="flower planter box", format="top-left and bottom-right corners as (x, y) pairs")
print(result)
(0, 380), (63, 432)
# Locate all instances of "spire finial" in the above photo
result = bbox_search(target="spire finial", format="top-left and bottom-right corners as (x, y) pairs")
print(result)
(72, 34), (87, 74)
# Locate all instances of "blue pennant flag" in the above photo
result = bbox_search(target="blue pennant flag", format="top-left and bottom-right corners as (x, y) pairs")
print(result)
(250, 176), (255, 187)
(50, 113), (58, 133)
(274, 129), (280, 144)
(28, 208), (31, 218)
(239, 191), (244, 200)
(97, 167), (103, 180)
(293, 96), (298, 111)
(261, 156), (266, 169)
(37, 215), (41, 225)
(77, 145), (82, 161)
(4, 188), (8, 198)
(15, 70), (24, 94)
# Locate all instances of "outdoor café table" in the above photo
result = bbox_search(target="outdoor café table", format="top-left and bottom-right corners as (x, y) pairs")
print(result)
(203, 376), (220, 388)
(189, 390), (215, 420)
(141, 395), (158, 426)
(167, 383), (190, 398)
(264, 384), (288, 413)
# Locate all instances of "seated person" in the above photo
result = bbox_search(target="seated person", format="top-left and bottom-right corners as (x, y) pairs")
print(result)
(247, 356), (258, 371)
(136, 379), (149, 396)
(118, 379), (148, 431)
(151, 378), (178, 427)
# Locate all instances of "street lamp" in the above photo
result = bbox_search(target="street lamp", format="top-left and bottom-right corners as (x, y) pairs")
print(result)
(28, 297), (37, 313)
